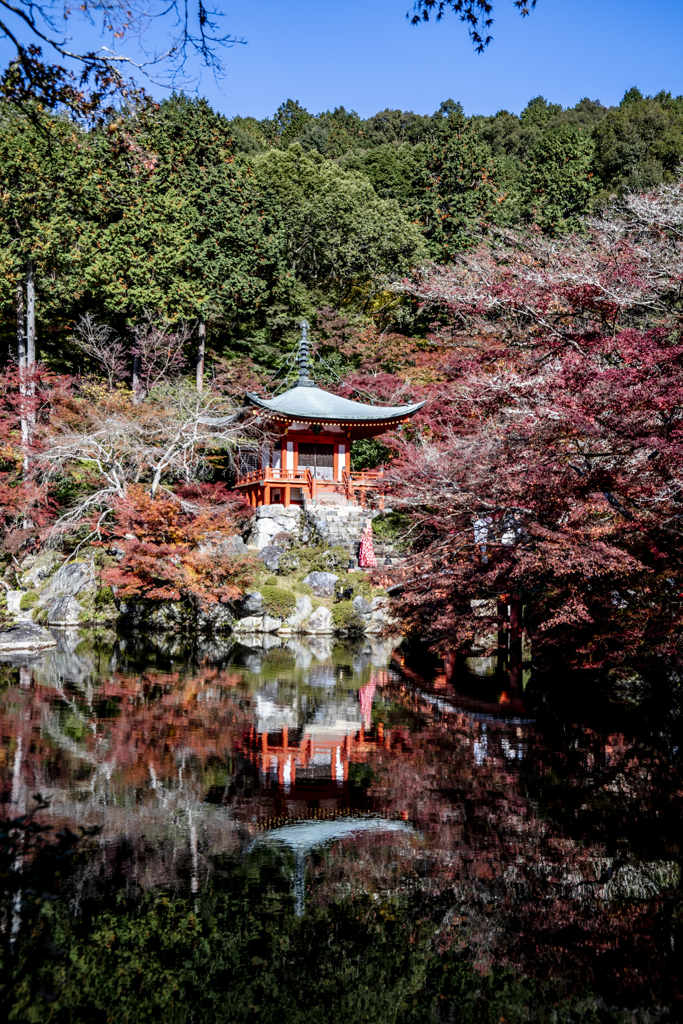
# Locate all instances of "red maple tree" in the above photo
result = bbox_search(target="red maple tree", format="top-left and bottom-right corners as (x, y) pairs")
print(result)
(100, 484), (255, 604)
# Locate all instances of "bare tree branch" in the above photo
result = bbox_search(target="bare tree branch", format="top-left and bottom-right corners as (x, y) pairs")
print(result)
(0, 0), (245, 101)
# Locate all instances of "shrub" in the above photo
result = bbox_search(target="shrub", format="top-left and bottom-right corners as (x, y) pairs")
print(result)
(331, 600), (364, 632)
(277, 550), (301, 575)
(100, 485), (256, 604)
(19, 591), (39, 610)
(348, 576), (374, 600)
(310, 546), (350, 571)
(261, 585), (297, 619)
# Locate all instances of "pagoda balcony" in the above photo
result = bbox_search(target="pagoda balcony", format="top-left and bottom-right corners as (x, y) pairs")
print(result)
(234, 465), (385, 508)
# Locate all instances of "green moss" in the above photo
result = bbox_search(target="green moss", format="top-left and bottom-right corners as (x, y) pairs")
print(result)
(19, 591), (39, 610)
(260, 585), (297, 619)
(78, 587), (118, 624)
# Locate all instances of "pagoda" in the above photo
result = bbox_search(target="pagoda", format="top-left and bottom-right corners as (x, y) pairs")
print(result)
(234, 321), (425, 508)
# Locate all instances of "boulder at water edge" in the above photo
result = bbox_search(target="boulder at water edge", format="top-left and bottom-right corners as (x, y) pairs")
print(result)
(238, 591), (264, 615)
(0, 623), (58, 652)
(285, 595), (313, 628)
(47, 595), (84, 626)
(303, 606), (334, 634)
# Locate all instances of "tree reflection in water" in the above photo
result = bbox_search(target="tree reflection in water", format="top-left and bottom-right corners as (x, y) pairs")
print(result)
(0, 629), (681, 1021)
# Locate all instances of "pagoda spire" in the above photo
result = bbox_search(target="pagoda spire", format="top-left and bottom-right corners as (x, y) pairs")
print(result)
(297, 320), (315, 387)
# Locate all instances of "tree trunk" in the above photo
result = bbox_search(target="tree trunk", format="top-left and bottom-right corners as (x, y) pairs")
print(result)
(196, 319), (206, 392)
(16, 276), (30, 479)
(25, 260), (36, 367)
(16, 280), (25, 369)
(132, 353), (141, 403)
(23, 262), (36, 483)
(508, 595), (522, 690)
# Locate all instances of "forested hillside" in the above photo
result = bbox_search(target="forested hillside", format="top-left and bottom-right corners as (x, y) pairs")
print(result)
(3, 85), (683, 374)
(3, 80), (683, 670)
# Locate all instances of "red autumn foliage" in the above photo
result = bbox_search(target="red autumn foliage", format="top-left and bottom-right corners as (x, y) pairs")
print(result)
(0, 365), (69, 545)
(359, 185), (683, 669)
(100, 484), (255, 604)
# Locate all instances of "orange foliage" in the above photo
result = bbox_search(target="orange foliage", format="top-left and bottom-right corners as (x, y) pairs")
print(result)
(100, 484), (256, 604)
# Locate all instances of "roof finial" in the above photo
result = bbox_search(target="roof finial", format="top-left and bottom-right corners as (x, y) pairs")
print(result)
(297, 319), (314, 387)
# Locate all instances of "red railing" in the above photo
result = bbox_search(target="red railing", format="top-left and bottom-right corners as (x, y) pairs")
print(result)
(234, 466), (311, 487)
(235, 465), (385, 505)
(342, 468), (385, 507)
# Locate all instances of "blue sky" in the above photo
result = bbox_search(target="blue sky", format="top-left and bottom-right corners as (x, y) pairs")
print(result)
(2, 0), (683, 119)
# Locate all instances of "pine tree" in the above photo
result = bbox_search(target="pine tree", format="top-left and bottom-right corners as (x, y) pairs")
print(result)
(420, 107), (503, 258)
(522, 125), (596, 234)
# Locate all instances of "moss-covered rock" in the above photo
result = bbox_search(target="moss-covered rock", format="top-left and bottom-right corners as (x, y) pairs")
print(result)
(19, 550), (63, 588)
(19, 591), (40, 611)
(77, 586), (119, 624)
(277, 550), (301, 574)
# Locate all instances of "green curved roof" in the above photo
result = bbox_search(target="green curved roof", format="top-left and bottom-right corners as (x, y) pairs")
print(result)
(245, 385), (425, 424)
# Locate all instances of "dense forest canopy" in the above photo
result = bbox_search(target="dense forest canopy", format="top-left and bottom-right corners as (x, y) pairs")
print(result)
(3, 84), (683, 370)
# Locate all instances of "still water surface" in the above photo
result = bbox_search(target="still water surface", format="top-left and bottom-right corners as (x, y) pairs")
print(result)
(0, 631), (681, 1022)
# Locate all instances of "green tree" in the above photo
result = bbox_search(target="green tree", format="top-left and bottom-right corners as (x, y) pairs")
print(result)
(522, 124), (597, 233)
(253, 145), (427, 301)
(339, 143), (427, 211)
(257, 99), (313, 148)
(592, 91), (683, 195)
(126, 95), (283, 377)
(421, 105), (503, 257)
(0, 103), (92, 364)
(362, 107), (432, 147)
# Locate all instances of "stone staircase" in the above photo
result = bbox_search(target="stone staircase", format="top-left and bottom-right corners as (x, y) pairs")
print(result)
(304, 501), (371, 562)
(303, 501), (398, 566)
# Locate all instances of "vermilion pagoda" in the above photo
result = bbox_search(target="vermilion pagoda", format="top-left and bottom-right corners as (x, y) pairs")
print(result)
(234, 321), (424, 507)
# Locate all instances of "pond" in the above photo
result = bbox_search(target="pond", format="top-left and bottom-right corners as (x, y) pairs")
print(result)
(0, 630), (681, 1022)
